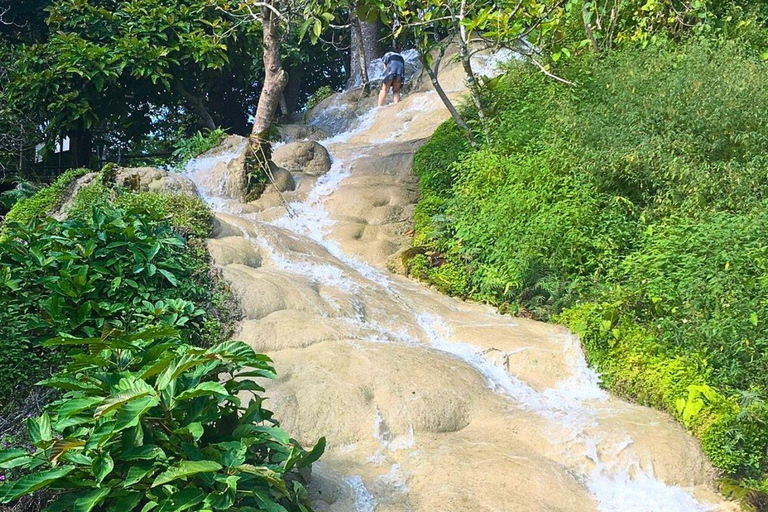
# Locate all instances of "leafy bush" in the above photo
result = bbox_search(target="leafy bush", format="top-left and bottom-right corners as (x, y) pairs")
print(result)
(0, 327), (324, 510)
(0, 181), (42, 215)
(0, 204), (208, 401)
(303, 86), (335, 114)
(0, 168), (88, 239)
(409, 38), (768, 488)
(172, 129), (227, 171)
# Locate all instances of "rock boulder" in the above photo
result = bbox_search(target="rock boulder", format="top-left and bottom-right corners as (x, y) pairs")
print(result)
(272, 141), (331, 176)
(115, 167), (198, 196)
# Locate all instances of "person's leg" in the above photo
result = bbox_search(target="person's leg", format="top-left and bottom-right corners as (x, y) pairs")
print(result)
(393, 78), (402, 104)
(378, 81), (390, 107)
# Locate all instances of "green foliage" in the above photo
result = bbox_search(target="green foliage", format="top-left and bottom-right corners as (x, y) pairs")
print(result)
(172, 129), (227, 171)
(0, 181), (42, 214)
(303, 85), (335, 113)
(410, 38), (768, 484)
(0, 327), (324, 510)
(0, 204), (209, 401)
(0, 168), (87, 239)
(6, 0), (259, 148)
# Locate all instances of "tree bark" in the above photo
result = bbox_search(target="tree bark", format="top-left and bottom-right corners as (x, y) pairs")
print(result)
(348, 6), (370, 92)
(251, 2), (288, 141)
(175, 82), (216, 130)
(347, 4), (381, 90)
(418, 50), (476, 148)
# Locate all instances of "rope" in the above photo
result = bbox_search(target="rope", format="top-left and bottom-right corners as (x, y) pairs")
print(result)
(247, 137), (295, 218)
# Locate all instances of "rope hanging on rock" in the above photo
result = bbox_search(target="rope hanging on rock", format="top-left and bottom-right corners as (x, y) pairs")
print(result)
(247, 136), (295, 218)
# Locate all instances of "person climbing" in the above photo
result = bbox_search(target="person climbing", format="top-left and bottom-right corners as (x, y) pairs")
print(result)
(378, 48), (405, 107)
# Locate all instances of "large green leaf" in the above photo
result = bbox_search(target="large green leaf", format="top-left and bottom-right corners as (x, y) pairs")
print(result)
(95, 380), (155, 418)
(56, 397), (103, 424)
(122, 444), (166, 462)
(74, 487), (111, 512)
(105, 490), (142, 512)
(174, 382), (230, 403)
(124, 461), (156, 488)
(155, 487), (205, 512)
(236, 465), (287, 494)
(155, 354), (210, 391)
(92, 452), (114, 484)
(232, 425), (290, 445)
(0, 466), (76, 503)
(114, 395), (160, 431)
(151, 460), (222, 487)
(86, 420), (116, 451)
(28, 412), (52, 445)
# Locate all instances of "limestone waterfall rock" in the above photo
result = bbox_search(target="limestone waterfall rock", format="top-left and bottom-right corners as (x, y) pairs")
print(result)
(184, 135), (249, 201)
(272, 141), (332, 176)
(183, 53), (738, 512)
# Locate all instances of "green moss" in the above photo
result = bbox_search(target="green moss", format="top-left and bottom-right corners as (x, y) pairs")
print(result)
(1, 168), (89, 239)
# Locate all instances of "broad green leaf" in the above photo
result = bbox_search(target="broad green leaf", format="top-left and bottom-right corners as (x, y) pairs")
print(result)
(237, 465), (287, 494)
(105, 490), (142, 512)
(56, 397), (103, 423)
(151, 460), (222, 487)
(114, 395), (160, 431)
(156, 354), (209, 390)
(51, 439), (86, 464)
(124, 461), (156, 488)
(174, 382), (230, 403)
(0, 466), (75, 503)
(86, 421), (116, 451)
(95, 380), (155, 418)
(155, 487), (205, 512)
(92, 452), (114, 484)
(28, 412), (52, 445)
(122, 444), (166, 462)
(74, 487), (111, 512)
(174, 422), (204, 442)
(233, 425), (290, 445)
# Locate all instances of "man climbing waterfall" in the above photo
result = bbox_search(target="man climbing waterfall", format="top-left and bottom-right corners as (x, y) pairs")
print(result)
(378, 48), (405, 107)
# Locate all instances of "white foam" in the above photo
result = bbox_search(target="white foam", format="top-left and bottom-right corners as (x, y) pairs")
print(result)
(347, 476), (377, 512)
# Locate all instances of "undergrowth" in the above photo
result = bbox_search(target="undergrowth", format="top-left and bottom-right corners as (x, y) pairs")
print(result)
(407, 39), (768, 501)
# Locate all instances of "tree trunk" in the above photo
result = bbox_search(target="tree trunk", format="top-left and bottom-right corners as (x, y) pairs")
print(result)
(247, 1), (289, 201)
(418, 50), (476, 148)
(347, 4), (381, 90)
(176, 82), (216, 130)
(348, 6), (370, 92)
(251, 2), (288, 141)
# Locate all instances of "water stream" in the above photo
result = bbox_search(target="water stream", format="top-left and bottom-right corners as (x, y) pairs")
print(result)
(184, 72), (732, 511)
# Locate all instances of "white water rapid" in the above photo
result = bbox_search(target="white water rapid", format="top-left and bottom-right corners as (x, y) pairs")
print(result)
(184, 58), (735, 511)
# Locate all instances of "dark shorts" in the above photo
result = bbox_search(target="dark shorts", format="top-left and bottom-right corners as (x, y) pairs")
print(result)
(384, 72), (404, 86)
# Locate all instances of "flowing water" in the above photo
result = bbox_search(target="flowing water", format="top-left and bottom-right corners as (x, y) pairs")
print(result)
(184, 65), (735, 511)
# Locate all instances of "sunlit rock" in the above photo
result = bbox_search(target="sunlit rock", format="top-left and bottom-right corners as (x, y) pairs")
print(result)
(272, 140), (331, 176)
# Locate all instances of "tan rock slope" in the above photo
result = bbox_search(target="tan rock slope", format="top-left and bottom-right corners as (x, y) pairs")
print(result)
(185, 54), (736, 511)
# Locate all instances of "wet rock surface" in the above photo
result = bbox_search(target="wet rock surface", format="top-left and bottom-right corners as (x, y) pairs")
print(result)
(272, 140), (332, 176)
(185, 51), (737, 511)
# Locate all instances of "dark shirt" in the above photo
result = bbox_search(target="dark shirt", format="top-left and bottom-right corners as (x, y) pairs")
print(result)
(383, 52), (405, 78)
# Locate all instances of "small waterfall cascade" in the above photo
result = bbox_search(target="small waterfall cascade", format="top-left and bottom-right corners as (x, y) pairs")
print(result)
(183, 54), (734, 512)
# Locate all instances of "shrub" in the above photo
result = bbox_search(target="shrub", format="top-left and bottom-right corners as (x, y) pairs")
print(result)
(0, 204), (207, 401)
(409, 37), (768, 485)
(0, 168), (88, 239)
(0, 181), (41, 215)
(172, 128), (227, 171)
(303, 86), (335, 114)
(0, 327), (324, 510)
